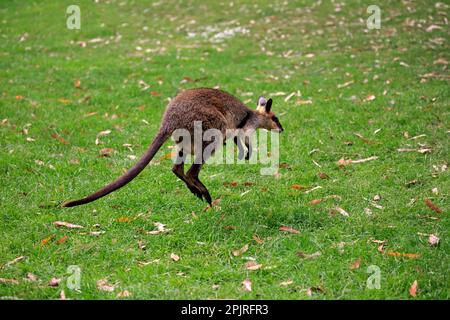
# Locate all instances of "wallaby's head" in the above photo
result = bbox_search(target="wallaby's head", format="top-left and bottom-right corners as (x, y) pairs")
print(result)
(256, 96), (284, 132)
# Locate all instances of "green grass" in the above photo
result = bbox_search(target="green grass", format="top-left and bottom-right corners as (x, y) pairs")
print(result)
(0, 0), (448, 299)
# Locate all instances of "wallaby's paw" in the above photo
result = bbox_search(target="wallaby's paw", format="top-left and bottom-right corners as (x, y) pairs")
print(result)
(187, 185), (204, 201)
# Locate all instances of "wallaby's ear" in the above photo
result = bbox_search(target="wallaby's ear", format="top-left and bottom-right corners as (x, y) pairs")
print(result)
(265, 98), (273, 113)
(256, 96), (267, 113)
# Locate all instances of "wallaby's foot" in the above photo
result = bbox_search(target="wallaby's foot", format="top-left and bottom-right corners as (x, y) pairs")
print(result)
(186, 182), (204, 201)
(191, 179), (212, 205)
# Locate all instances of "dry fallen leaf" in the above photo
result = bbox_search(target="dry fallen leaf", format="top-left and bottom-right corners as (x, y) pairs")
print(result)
(53, 221), (84, 229)
(306, 286), (324, 296)
(41, 235), (55, 246)
(116, 216), (133, 223)
(117, 290), (131, 298)
(363, 94), (376, 102)
(48, 278), (61, 287)
(242, 278), (252, 292)
(26, 272), (38, 282)
(96, 279), (116, 292)
(170, 253), (180, 262)
(3, 256), (25, 268)
(203, 198), (222, 211)
(337, 156), (378, 165)
(297, 251), (321, 259)
(308, 199), (323, 205)
(99, 148), (114, 157)
(74, 79), (81, 88)
(280, 280), (293, 287)
(409, 280), (418, 297)
(290, 184), (306, 190)
(331, 206), (350, 217)
(350, 258), (361, 270)
(428, 234), (440, 246)
(252, 234), (264, 244)
(147, 222), (171, 235)
(60, 290), (67, 300)
(317, 172), (329, 179)
(232, 244), (249, 257)
(0, 278), (19, 284)
(56, 236), (68, 245)
(385, 251), (420, 259)
(279, 226), (300, 234)
(51, 133), (70, 145)
(245, 261), (262, 270)
(425, 199), (442, 214)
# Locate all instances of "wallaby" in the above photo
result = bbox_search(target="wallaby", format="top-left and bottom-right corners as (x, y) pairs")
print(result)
(62, 88), (283, 207)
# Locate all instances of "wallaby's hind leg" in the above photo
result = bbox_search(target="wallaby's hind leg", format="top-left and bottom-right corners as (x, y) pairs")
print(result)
(172, 152), (203, 201)
(187, 163), (212, 205)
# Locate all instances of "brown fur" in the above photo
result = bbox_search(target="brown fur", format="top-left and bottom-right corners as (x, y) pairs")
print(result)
(62, 88), (283, 207)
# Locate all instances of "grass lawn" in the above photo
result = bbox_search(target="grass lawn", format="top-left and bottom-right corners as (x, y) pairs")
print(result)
(0, 0), (448, 299)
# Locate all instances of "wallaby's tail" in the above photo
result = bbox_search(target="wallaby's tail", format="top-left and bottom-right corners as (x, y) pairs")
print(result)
(62, 130), (170, 208)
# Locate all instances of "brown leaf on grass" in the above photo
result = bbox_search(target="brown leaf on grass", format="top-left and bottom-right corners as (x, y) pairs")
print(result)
(371, 240), (386, 253)
(41, 235), (55, 246)
(252, 234), (264, 244)
(3, 256), (25, 268)
(58, 98), (71, 104)
(280, 280), (293, 287)
(48, 278), (61, 287)
(95, 130), (112, 145)
(337, 156), (378, 166)
(96, 279), (116, 292)
(159, 151), (176, 160)
(350, 258), (361, 270)
(317, 172), (329, 179)
(354, 133), (374, 144)
(74, 79), (81, 89)
(51, 133), (70, 145)
(223, 181), (238, 187)
(170, 253), (180, 262)
(425, 199), (442, 214)
(53, 221), (84, 229)
(147, 222), (171, 235)
(385, 251), (420, 259)
(245, 261), (262, 270)
(137, 240), (146, 251)
(56, 236), (68, 245)
(409, 280), (418, 297)
(279, 226), (300, 234)
(434, 58), (449, 65)
(26, 273), (38, 282)
(224, 225), (237, 231)
(99, 148), (114, 157)
(363, 94), (376, 102)
(243, 182), (256, 186)
(116, 216), (133, 223)
(306, 286), (324, 296)
(232, 244), (249, 257)
(0, 278), (19, 284)
(428, 234), (440, 246)
(117, 290), (131, 298)
(150, 91), (161, 97)
(307, 199), (323, 205)
(242, 278), (252, 292)
(297, 251), (321, 259)
(290, 184), (306, 190)
(203, 198), (222, 211)
(330, 206), (349, 217)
